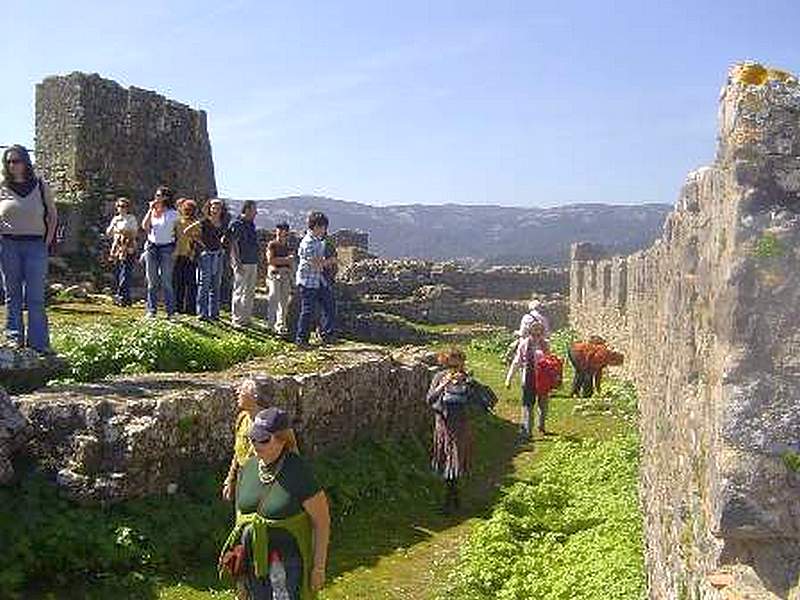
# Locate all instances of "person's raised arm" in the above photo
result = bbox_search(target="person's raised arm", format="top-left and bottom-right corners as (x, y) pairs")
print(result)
(141, 203), (154, 233)
(303, 491), (330, 592)
(505, 340), (522, 388)
(183, 219), (202, 235)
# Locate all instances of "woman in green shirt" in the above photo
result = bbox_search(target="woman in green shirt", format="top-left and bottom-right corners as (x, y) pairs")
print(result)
(220, 407), (330, 600)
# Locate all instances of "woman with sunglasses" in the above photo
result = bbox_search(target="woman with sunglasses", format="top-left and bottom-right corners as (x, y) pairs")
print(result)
(105, 197), (138, 306)
(141, 185), (178, 318)
(0, 145), (57, 353)
(219, 406), (330, 600)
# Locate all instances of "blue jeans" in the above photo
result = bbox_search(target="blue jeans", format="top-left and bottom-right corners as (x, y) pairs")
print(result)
(295, 284), (335, 343)
(196, 250), (223, 319)
(113, 256), (134, 305)
(144, 242), (175, 315)
(520, 387), (548, 436)
(0, 237), (50, 351)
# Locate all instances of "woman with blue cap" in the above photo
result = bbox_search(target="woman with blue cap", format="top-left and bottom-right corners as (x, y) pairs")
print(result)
(219, 407), (330, 599)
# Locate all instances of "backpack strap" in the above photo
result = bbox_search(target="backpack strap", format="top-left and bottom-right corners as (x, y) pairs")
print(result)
(37, 178), (50, 241)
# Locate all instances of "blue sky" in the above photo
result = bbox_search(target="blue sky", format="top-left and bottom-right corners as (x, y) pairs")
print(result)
(1, 0), (798, 206)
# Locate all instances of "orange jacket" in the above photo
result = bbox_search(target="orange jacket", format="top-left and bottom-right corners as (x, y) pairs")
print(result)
(570, 342), (624, 373)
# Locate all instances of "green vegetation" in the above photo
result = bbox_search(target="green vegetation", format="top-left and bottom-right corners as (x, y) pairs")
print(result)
(782, 450), (800, 473)
(754, 232), (785, 259)
(439, 433), (644, 600)
(3, 321), (644, 599)
(47, 303), (288, 382)
(0, 467), (231, 599)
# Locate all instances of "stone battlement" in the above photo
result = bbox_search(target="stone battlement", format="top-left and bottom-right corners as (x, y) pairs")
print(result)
(570, 63), (800, 598)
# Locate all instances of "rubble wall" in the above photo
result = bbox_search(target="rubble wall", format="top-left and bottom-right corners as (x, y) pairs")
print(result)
(569, 63), (800, 598)
(10, 347), (434, 503)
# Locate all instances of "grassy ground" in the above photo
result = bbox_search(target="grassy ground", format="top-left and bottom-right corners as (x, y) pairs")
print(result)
(7, 309), (643, 600)
(158, 333), (638, 600)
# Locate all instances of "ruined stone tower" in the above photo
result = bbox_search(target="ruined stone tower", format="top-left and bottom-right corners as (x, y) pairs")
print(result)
(34, 72), (216, 258)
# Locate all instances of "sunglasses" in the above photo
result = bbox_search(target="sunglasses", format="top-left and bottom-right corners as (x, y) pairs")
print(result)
(5, 158), (22, 165)
(253, 435), (273, 445)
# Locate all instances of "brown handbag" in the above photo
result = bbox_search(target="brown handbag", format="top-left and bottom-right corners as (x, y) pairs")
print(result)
(220, 544), (246, 577)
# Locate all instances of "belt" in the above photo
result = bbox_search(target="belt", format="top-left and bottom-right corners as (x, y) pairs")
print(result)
(3, 234), (44, 241)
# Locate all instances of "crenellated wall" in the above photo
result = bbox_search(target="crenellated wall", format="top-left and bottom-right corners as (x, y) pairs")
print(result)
(11, 346), (435, 503)
(570, 63), (800, 599)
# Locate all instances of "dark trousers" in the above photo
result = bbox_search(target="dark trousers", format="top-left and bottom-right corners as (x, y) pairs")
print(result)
(113, 256), (134, 305)
(173, 256), (197, 315)
(568, 348), (596, 397)
(295, 284), (335, 343)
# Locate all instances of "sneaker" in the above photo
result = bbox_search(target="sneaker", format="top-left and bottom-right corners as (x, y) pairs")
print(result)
(145, 312), (156, 319)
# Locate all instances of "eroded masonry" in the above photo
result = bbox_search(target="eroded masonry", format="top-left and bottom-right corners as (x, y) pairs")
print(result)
(570, 63), (800, 598)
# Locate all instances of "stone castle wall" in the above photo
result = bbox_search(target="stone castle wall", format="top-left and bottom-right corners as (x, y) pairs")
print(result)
(9, 346), (434, 503)
(35, 72), (216, 259)
(570, 64), (800, 598)
(337, 258), (568, 332)
(341, 259), (567, 300)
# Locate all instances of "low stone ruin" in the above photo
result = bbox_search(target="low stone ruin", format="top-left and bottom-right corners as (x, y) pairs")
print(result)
(8, 345), (434, 503)
(337, 258), (568, 333)
(0, 388), (30, 484)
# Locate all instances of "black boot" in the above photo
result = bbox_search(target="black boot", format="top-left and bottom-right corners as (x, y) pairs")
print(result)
(441, 480), (456, 514)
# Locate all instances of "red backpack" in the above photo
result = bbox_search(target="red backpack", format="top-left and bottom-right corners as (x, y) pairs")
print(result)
(534, 353), (563, 396)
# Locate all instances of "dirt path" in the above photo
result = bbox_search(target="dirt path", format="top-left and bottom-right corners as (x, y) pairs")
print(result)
(317, 348), (624, 600)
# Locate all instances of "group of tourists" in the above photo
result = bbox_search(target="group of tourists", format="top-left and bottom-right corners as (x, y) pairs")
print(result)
(105, 186), (338, 345)
(0, 142), (339, 353)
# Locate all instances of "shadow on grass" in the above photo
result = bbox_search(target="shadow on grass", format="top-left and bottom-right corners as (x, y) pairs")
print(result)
(323, 410), (522, 579)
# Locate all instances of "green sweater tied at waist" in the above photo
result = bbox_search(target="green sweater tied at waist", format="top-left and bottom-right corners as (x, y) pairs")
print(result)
(219, 509), (316, 600)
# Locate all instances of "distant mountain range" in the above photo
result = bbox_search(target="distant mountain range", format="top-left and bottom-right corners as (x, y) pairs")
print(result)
(225, 196), (672, 265)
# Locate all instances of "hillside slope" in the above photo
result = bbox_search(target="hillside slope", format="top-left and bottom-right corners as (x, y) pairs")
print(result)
(227, 196), (671, 265)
